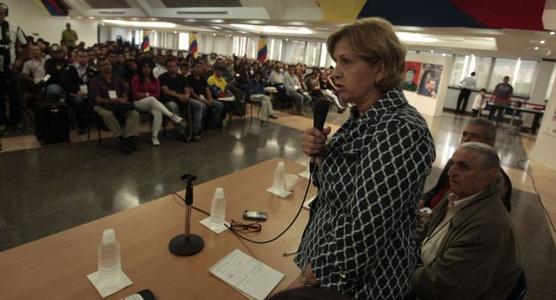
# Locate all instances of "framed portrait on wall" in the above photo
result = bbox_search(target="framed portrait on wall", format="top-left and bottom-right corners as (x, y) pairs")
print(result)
(403, 61), (422, 92)
(417, 63), (444, 98)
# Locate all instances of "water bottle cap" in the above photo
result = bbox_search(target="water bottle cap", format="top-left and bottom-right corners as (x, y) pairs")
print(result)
(214, 187), (224, 199)
(102, 229), (116, 244)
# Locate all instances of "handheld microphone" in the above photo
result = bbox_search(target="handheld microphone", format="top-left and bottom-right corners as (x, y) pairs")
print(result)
(310, 99), (330, 172)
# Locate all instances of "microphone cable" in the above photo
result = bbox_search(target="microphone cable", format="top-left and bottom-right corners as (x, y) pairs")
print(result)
(173, 170), (313, 245)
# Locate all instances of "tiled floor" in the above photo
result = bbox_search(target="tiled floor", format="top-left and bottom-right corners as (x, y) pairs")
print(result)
(1, 109), (555, 299)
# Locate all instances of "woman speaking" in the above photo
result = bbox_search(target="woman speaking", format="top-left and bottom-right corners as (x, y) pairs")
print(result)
(293, 18), (436, 299)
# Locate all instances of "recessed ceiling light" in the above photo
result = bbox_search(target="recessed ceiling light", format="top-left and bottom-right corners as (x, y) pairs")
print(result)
(442, 53), (446, 57)
(88, 16), (95, 20)
(174, 31), (177, 34)
(285, 38), (289, 41)
(540, 40), (546, 44)
(102, 19), (177, 29)
(230, 24), (314, 35)
(534, 46), (539, 50)
(212, 33), (216, 36)
(430, 50), (434, 53)
(550, 31), (555, 35)
(518, 57), (521, 60)
(212, 19), (224, 23)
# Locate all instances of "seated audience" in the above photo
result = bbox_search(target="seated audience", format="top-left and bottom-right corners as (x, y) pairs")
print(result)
(89, 58), (139, 154)
(248, 72), (277, 125)
(413, 142), (521, 299)
(186, 62), (223, 130)
(421, 118), (512, 212)
(208, 65), (238, 119)
(21, 44), (46, 89)
(318, 70), (344, 112)
(43, 43), (68, 101)
(62, 49), (98, 134)
(284, 64), (310, 115)
(159, 59), (204, 141)
(269, 63), (287, 99)
(108, 50), (127, 80)
(130, 58), (184, 146)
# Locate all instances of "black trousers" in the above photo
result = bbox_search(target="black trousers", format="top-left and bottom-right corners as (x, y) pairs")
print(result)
(489, 105), (507, 123)
(0, 70), (23, 126)
(456, 88), (471, 113)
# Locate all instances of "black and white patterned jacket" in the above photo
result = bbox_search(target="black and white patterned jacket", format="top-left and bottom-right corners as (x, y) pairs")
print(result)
(295, 89), (436, 299)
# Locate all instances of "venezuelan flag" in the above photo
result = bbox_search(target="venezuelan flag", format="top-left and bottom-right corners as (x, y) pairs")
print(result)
(36, 0), (69, 16)
(189, 33), (198, 55)
(257, 37), (267, 62)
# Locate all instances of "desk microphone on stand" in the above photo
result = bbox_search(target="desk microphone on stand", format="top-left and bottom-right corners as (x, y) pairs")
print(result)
(169, 174), (204, 256)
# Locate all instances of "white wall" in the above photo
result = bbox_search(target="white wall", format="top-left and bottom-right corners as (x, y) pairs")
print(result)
(404, 52), (454, 117)
(532, 80), (556, 171)
(3, 0), (99, 46)
(529, 61), (555, 104)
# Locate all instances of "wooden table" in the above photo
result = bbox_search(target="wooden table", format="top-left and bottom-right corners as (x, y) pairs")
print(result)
(0, 158), (316, 299)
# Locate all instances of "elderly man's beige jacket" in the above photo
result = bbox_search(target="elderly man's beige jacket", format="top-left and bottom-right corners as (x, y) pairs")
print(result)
(412, 184), (521, 300)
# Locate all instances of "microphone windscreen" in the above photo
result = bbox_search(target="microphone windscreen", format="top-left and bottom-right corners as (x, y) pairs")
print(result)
(313, 100), (329, 132)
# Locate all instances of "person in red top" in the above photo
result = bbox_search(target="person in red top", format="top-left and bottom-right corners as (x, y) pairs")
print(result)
(131, 58), (184, 146)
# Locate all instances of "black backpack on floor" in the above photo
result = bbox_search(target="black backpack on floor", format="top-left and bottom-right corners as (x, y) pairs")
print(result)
(35, 102), (70, 144)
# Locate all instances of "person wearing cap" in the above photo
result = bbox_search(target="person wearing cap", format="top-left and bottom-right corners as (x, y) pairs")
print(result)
(61, 23), (78, 48)
(43, 43), (68, 101)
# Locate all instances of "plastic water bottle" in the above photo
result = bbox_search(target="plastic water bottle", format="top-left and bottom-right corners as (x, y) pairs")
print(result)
(97, 229), (122, 287)
(210, 187), (226, 224)
(273, 161), (286, 190)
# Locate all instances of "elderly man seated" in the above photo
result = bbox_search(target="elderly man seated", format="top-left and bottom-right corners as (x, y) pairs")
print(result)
(421, 118), (512, 212)
(412, 142), (521, 300)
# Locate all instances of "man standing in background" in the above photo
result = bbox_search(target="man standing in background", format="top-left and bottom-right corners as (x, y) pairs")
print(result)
(456, 71), (476, 114)
(489, 76), (513, 122)
(61, 23), (78, 48)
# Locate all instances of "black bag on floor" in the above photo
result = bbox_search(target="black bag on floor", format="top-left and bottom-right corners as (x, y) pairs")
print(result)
(35, 102), (70, 144)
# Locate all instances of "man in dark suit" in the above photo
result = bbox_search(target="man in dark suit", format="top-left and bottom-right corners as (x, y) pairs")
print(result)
(63, 49), (97, 134)
(412, 142), (521, 300)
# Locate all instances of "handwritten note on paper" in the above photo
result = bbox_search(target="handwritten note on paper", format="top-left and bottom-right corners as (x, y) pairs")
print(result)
(209, 249), (284, 300)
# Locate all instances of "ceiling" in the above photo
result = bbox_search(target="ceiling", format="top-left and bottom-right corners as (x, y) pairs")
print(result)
(62, 0), (556, 61)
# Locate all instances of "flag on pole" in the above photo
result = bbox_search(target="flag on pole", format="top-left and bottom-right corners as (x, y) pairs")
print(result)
(141, 31), (150, 52)
(257, 37), (267, 62)
(189, 33), (198, 55)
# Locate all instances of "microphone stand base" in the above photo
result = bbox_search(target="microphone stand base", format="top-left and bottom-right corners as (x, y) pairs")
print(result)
(169, 234), (204, 256)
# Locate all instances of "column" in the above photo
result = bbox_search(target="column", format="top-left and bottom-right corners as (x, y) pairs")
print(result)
(532, 66), (556, 170)
(529, 60), (555, 104)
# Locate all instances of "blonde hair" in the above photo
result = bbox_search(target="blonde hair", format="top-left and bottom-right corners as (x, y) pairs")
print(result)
(327, 17), (406, 92)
